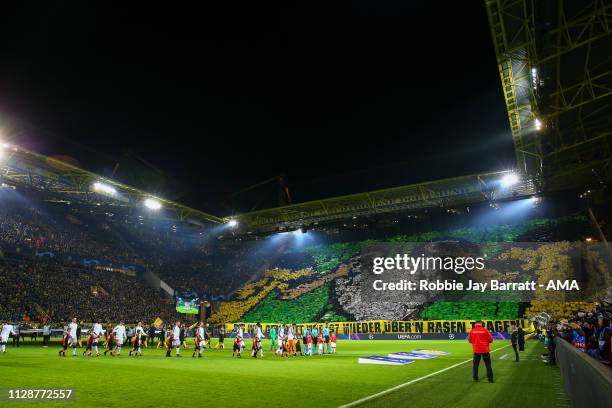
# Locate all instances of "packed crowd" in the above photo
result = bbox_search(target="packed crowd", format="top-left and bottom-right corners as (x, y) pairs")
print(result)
(0, 203), (142, 265)
(541, 302), (612, 365)
(1, 192), (607, 333)
(0, 256), (176, 323)
(0, 198), (260, 295)
(149, 242), (260, 296)
(334, 269), (417, 320)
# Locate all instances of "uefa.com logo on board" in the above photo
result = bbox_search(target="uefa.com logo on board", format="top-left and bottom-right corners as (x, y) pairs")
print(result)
(396, 334), (423, 340)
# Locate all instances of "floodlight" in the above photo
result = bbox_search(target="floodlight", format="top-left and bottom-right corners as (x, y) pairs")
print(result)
(500, 173), (519, 188)
(228, 219), (238, 227)
(144, 198), (162, 210)
(534, 118), (542, 131)
(92, 181), (117, 195)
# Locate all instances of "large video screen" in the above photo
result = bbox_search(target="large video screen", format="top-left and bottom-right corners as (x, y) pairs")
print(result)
(175, 291), (200, 314)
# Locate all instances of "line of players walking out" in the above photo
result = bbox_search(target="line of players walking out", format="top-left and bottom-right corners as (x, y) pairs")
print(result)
(1, 318), (340, 360)
(58, 318), (138, 357)
(57, 319), (212, 358)
(231, 323), (337, 358)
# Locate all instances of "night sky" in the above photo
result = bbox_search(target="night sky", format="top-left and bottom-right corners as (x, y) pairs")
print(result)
(0, 2), (515, 216)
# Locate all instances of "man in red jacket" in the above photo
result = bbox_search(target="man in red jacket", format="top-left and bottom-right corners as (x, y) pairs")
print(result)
(468, 321), (494, 383)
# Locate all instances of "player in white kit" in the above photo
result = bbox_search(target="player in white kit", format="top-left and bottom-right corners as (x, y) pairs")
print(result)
(1, 322), (16, 353)
(112, 321), (126, 356)
(275, 325), (285, 356)
(172, 322), (182, 357)
(287, 324), (296, 356)
(67, 318), (79, 356)
(193, 322), (205, 358)
(92, 322), (105, 356)
(134, 322), (146, 339)
(255, 322), (265, 357)
(237, 324), (245, 352)
(129, 322), (146, 357)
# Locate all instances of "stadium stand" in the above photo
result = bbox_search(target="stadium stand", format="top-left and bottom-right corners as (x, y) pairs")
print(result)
(0, 201), (142, 264)
(0, 185), (601, 330)
(0, 197), (258, 295)
(0, 256), (175, 323)
(209, 216), (595, 323)
(420, 301), (519, 320)
(526, 301), (600, 321)
(241, 285), (331, 323)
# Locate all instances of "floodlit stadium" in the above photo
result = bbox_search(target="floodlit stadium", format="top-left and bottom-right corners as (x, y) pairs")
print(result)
(0, 2), (611, 408)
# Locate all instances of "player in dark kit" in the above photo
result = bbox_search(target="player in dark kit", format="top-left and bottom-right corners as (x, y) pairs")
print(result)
(302, 333), (308, 355)
(129, 332), (143, 357)
(157, 326), (166, 349)
(82, 330), (94, 357)
(180, 324), (187, 349)
(204, 324), (211, 349)
(218, 325), (225, 349)
(281, 335), (289, 358)
(76, 321), (83, 348)
(103, 331), (115, 356)
(59, 331), (69, 357)
(251, 336), (262, 358)
(232, 334), (242, 357)
(165, 331), (174, 357)
(192, 328), (203, 358)
(295, 337), (303, 356)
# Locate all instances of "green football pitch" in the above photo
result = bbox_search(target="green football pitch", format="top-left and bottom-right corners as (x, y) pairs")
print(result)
(0, 339), (568, 408)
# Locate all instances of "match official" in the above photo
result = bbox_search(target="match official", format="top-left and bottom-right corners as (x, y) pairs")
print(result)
(511, 326), (519, 362)
(468, 321), (494, 383)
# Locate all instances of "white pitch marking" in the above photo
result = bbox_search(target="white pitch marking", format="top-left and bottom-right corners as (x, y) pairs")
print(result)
(338, 344), (511, 408)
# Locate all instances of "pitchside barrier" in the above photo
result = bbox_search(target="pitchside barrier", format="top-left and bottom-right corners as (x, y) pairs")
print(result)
(226, 319), (532, 337)
(555, 338), (612, 408)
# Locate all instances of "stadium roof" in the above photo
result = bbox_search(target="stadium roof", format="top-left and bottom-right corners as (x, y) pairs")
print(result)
(232, 171), (537, 232)
(0, 142), (537, 233)
(2, 2), (608, 234)
(485, 0), (612, 190)
(0, 144), (224, 225)
(232, 2), (612, 232)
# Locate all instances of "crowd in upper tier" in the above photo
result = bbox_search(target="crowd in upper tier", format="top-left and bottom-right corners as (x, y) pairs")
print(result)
(0, 195), (262, 324)
(0, 256), (177, 323)
(0, 203), (136, 264)
(0, 197), (261, 295)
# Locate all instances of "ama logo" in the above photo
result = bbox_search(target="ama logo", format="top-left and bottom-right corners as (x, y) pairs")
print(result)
(546, 280), (580, 290)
